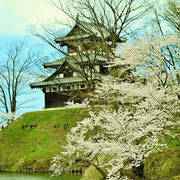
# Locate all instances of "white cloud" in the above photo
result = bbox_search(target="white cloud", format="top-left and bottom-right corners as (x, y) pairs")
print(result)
(14, 0), (64, 23)
(0, 0), (69, 35)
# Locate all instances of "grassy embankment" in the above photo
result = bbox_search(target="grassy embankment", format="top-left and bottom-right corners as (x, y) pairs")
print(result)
(0, 108), (89, 173)
(0, 108), (179, 179)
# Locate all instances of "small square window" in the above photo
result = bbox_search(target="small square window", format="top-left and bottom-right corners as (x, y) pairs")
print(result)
(81, 84), (85, 88)
(52, 87), (57, 92)
(46, 87), (50, 92)
(59, 74), (64, 78)
(65, 86), (71, 90)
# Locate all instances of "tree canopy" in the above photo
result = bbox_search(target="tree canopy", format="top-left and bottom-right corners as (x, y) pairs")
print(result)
(50, 34), (180, 179)
(0, 41), (41, 125)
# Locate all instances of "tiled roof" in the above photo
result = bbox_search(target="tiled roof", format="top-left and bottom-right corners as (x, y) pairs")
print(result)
(43, 54), (108, 68)
(55, 34), (91, 42)
(43, 57), (66, 68)
(30, 76), (100, 88)
(30, 76), (85, 88)
(55, 20), (110, 43)
(55, 19), (127, 44)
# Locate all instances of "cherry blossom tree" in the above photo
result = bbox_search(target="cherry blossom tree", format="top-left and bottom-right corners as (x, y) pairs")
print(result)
(50, 34), (180, 179)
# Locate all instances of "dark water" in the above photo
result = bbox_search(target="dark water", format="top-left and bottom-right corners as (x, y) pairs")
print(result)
(0, 173), (82, 180)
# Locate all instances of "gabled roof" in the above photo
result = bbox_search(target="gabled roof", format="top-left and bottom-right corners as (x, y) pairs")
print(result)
(43, 56), (82, 71)
(68, 20), (109, 38)
(30, 75), (101, 88)
(43, 54), (108, 68)
(44, 60), (81, 82)
(30, 56), (105, 89)
(30, 76), (86, 88)
(55, 18), (110, 44)
(43, 57), (66, 68)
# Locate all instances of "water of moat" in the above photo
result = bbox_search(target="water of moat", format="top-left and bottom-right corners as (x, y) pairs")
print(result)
(0, 172), (82, 180)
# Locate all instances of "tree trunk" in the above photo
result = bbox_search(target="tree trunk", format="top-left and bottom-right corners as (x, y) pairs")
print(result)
(93, 164), (107, 180)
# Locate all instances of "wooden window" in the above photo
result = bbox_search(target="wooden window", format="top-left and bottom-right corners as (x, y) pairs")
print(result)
(51, 86), (58, 92)
(81, 84), (85, 89)
(60, 86), (63, 91)
(59, 74), (64, 78)
(65, 85), (71, 90)
(100, 65), (108, 74)
(46, 87), (50, 92)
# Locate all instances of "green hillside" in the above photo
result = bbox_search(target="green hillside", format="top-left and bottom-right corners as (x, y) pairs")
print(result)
(0, 108), (179, 179)
(0, 108), (89, 173)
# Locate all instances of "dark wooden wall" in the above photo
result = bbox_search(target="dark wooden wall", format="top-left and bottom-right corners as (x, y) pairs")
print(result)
(45, 92), (69, 108)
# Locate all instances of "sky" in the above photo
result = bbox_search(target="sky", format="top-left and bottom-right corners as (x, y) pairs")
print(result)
(0, 0), (67, 35)
(0, 0), (68, 116)
(0, 0), (169, 117)
(0, 0), (166, 36)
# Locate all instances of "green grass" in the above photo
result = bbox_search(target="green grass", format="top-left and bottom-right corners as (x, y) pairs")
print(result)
(0, 108), (179, 179)
(0, 108), (89, 172)
(144, 147), (180, 180)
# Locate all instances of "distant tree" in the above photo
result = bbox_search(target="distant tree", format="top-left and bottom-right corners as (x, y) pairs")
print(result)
(163, 0), (180, 32)
(150, 2), (180, 84)
(0, 41), (40, 125)
(50, 34), (180, 180)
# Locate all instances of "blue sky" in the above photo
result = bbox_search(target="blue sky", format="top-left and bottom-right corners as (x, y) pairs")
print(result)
(0, 0), (69, 116)
(0, 0), (168, 117)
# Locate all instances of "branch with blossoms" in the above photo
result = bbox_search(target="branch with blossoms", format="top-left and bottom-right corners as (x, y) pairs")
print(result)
(0, 113), (18, 125)
(50, 34), (180, 180)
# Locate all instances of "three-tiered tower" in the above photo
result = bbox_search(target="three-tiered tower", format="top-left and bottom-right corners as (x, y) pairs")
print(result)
(30, 18), (125, 108)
